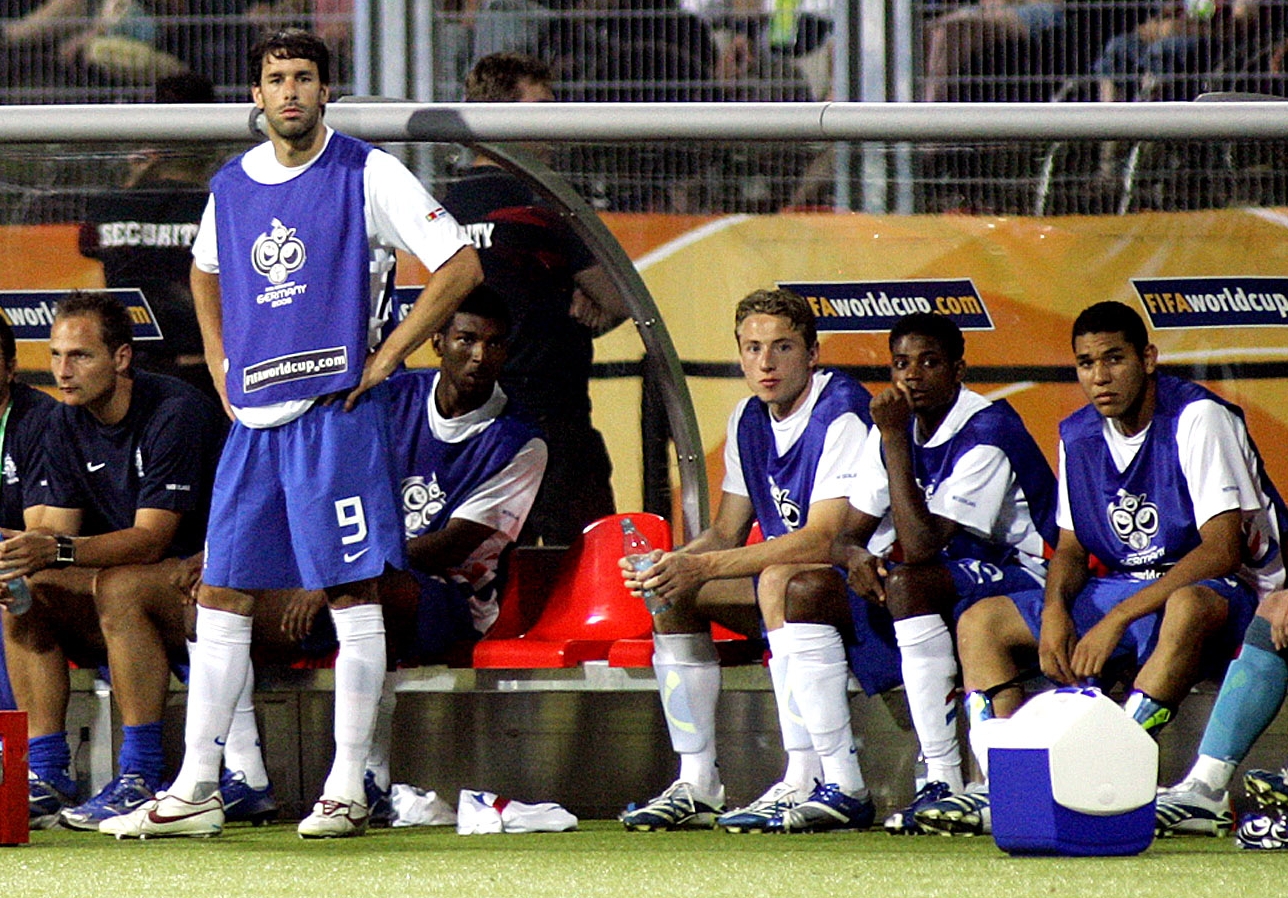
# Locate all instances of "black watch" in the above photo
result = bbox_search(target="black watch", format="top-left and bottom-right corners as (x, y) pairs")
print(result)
(51, 535), (76, 568)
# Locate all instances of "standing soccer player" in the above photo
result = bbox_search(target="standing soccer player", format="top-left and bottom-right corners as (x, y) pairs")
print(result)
(104, 28), (481, 839)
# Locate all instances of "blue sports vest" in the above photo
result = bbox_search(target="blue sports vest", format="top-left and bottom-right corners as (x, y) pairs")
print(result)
(384, 370), (542, 542)
(736, 371), (872, 538)
(1061, 374), (1286, 577)
(211, 133), (372, 406)
(910, 396), (1059, 564)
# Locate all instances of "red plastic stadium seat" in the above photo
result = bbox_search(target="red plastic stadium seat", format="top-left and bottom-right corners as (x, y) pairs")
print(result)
(472, 513), (672, 668)
(607, 519), (762, 669)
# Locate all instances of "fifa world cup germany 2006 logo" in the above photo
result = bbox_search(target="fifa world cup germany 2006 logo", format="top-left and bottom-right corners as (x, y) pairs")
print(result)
(251, 218), (307, 285)
(1107, 488), (1159, 551)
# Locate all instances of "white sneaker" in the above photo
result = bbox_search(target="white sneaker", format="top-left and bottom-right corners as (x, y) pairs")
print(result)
(297, 795), (370, 839)
(457, 790), (504, 835)
(99, 790), (225, 839)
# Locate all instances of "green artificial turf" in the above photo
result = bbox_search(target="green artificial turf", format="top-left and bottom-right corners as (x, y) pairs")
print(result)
(0, 822), (1276, 898)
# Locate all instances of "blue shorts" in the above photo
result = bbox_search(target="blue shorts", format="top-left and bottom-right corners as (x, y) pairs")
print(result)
(1009, 575), (1257, 680)
(203, 396), (405, 591)
(403, 574), (485, 664)
(841, 558), (1043, 695)
(945, 558), (1046, 620)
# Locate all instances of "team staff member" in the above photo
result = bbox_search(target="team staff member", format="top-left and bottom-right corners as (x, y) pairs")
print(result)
(0, 292), (224, 831)
(104, 28), (481, 840)
(446, 52), (627, 546)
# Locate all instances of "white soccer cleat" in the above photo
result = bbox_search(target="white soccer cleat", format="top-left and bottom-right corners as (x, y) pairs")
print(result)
(99, 790), (225, 839)
(298, 795), (371, 839)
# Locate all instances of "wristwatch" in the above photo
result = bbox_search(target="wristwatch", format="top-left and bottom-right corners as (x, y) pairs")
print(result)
(51, 535), (76, 568)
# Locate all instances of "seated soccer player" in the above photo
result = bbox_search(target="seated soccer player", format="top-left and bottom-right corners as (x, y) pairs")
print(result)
(619, 287), (877, 834)
(781, 312), (1057, 834)
(0, 292), (228, 830)
(364, 284), (547, 820)
(915, 300), (1284, 837)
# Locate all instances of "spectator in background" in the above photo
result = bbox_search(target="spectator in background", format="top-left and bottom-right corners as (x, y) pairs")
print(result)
(79, 71), (219, 399)
(445, 52), (627, 546)
(1092, 0), (1262, 103)
(921, 0), (1065, 102)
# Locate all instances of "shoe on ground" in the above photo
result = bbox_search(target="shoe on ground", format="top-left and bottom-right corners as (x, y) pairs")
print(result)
(620, 780), (725, 832)
(364, 770), (394, 828)
(29, 771), (77, 831)
(718, 781), (803, 834)
(59, 773), (155, 831)
(913, 784), (991, 836)
(100, 789), (225, 839)
(220, 769), (279, 825)
(1237, 811), (1288, 849)
(778, 782), (875, 833)
(1244, 769), (1288, 811)
(298, 795), (370, 839)
(884, 780), (953, 835)
(1154, 780), (1234, 837)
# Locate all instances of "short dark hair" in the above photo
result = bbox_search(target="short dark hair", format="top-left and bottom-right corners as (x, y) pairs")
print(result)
(1071, 301), (1149, 355)
(734, 288), (817, 350)
(889, 312), (964, 363)
(0, 315), (14, 366)
(55, 291), (135, 353)
(465, 52), (553, 102)
(442, 284), (512, 338)
(251, 28), (331, 87)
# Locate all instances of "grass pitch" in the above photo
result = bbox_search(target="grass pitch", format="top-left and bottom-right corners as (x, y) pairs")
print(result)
(1, 822), (1274, 898)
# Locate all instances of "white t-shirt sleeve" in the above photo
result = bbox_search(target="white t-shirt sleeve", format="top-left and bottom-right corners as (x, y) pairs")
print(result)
(721, 398), (751, 497)
(191, 195), (218, 273)
(848, 424), (890, 518)
(811, 413), (869, 504)
(1055, 440), (1073, 532)
(925, 443), (1014, 538)
(1177, 399), (1263, 528)
(450, 438), (549, 541)
(364, 150), (470, 272)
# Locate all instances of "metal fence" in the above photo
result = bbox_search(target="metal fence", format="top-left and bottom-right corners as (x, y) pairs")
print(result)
(1, 0), (1287, 216)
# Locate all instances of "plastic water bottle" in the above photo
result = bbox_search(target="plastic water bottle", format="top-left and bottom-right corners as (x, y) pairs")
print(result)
(3, 575), (31, 616)
(74, 726), (92, 800)
(621, 517), (670, 615)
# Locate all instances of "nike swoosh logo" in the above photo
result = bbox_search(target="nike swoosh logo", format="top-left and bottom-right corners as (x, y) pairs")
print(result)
(147, 804), (214, 825)
(214, 736), (226, 746)
(343, 547), (371, 563)
(87, 462), (106, 472)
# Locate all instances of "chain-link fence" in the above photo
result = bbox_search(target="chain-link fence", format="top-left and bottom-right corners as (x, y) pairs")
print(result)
(1, 0), (1286, 215)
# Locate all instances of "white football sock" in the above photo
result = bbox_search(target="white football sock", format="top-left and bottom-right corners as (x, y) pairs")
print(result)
(366, 670), (399, 792)
(768, 646), (822, 793)
(222, 659), (269, 790)
(772, 623), (865, 796)
(1187, 755), (1237, 793)
(895, 615), (964, 793)
(322, 604), (386, 804)
(653, 632), (722, 799)
(171, 608), (252, 800)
